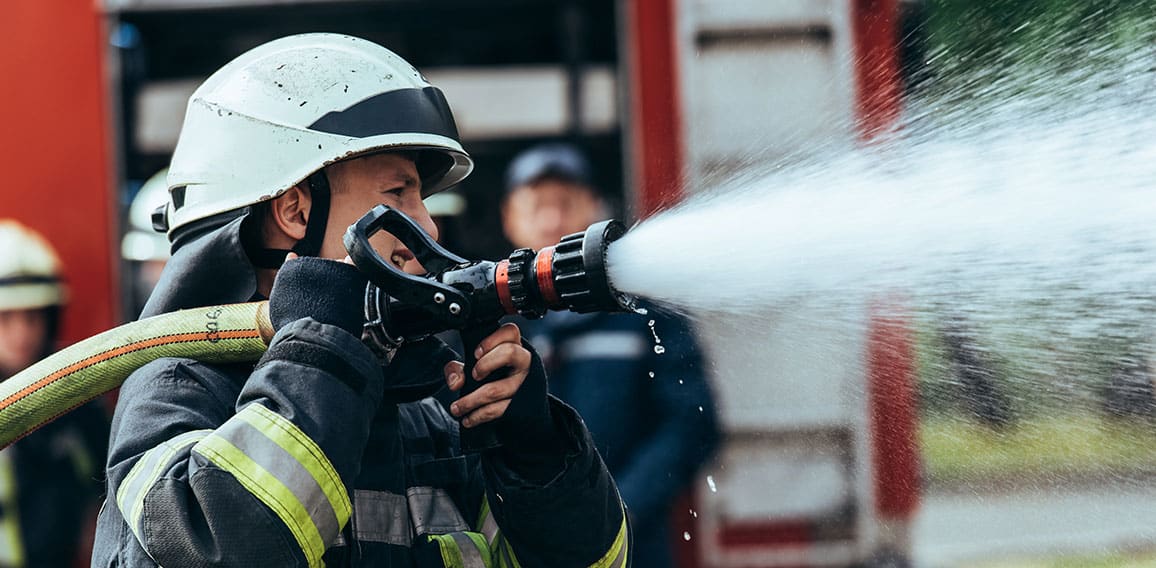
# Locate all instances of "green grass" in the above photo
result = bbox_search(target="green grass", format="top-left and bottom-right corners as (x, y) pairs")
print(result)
(921, 414), (1156, 485)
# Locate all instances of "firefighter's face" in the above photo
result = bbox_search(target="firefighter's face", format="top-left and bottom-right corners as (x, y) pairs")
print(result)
(0, 308), (48, 378)
(502, 179), (605, 250)
(320, 152), (437, 273)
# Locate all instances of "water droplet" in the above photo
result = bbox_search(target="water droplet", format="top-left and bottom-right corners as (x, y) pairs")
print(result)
(698, 405), (704, 412)
(683, 531), (692, 541)
(648, 371), (655, 379)
(678, 379), (684, 384)
(689, 509), (698, 518)
(645, 319), (666, 354)
(707, 475), (717, 493)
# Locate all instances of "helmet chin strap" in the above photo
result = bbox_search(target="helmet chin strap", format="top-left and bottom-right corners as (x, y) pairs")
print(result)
(292, 171), (333, 258)
(254, 171), (333, 269)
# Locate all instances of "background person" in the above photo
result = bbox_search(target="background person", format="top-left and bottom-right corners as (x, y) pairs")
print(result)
(0, 220), (108, 568)
(501, 143), (720, 567)
(121, 168), (172, 317)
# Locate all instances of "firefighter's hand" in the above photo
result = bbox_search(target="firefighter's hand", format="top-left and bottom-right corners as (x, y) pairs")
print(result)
(268, 253), (367, 336)
(446, 323), (549, 433)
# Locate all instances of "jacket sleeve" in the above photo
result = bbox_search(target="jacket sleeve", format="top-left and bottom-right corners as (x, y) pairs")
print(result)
(480, 398), (630, 568)
(613, 315), (720, 529)
(102, 318), (383, 568)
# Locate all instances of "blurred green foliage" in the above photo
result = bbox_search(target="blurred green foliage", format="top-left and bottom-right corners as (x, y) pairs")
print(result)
(923, 0), (1156, 68)
(908, 0), (1156, 114)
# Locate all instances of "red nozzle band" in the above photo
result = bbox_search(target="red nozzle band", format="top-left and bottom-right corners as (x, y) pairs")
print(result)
(535, 246), (562, 308)
(495, 259), (516, 314)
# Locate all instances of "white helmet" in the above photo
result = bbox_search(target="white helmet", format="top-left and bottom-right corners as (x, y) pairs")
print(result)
(0, 221), (66, 311)
(424, 191), (466, 217)
(121, 168), (172, 262)
(164, 33), (473, 238)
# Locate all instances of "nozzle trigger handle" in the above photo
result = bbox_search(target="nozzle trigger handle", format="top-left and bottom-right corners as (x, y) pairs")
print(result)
(458, 321), (505, 453)
(345, 205), (470, 324)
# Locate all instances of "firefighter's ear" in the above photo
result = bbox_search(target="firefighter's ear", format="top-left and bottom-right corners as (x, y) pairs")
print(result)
(268, 184), (311, 241)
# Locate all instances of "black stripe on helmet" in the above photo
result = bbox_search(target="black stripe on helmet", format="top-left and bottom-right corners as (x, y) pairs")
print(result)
(0, 275), (59, 287)
(309, 87), (460, 142)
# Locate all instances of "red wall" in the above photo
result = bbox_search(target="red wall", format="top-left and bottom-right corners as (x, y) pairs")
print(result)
(627, 0), (685, 218)
(4, 2), (118, 344)
(851, 0), (903, 139)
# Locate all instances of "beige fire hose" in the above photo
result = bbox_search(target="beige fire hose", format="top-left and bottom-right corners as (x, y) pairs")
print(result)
(0, 302), (275, 449)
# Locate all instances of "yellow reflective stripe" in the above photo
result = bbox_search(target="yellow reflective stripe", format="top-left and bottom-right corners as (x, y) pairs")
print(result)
(0, 450), (24, 567)
(430, 532), (491, 568)
(588, 514), (628, 568)
(476, 497), (626, 568)
(116, 430), (210, 543)
(193, 435), (326, 568)
(496, 537), (523, 568)
(462, 532), (493, 568)
(235, 403), (351, 524)
(429, 533), (464, 567)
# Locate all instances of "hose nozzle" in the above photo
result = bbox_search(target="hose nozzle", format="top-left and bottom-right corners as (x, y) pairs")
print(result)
(344, 205), (635, 346)
(497, 219), (634, 319)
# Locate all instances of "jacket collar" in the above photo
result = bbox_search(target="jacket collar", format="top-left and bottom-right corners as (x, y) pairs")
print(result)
(141, 214), (259, 318)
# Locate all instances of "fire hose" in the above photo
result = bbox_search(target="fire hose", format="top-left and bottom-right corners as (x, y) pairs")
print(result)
(0, 206), (634, 451)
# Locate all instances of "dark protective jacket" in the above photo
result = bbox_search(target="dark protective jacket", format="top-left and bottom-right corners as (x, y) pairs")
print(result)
(92, 215), (629, 567)
(517, 310), (719, 568)
(0, 399), (107, 567)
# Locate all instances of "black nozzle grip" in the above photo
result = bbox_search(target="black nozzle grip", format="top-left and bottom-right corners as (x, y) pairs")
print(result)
(458, 321), (505, 453)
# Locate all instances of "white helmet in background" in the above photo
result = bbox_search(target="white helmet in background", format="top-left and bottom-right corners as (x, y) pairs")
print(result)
(424, 191), (466, 218)
(0, 221), (66, 311)
(121, 168), (171, 262)
(163, 33), (474, 245)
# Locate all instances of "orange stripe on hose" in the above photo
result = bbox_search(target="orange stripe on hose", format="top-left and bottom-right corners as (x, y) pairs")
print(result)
(0, 329), (261, 412)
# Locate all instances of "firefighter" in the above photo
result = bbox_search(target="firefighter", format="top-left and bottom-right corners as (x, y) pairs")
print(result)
(92, 34), (629, 568)
(121, 168), (172, 316)
(0, 220), (108, 567)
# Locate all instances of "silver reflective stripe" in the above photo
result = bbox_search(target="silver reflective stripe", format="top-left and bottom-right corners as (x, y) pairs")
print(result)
(323, 488), (476, 550)
(559, 332), (645, 360)
(476, 496), (499, 547)
(0, 449), (24, 567)
(407, 486), (468, 535)
(116, 429), (211, 544)
(351, 489), (412, 546)
(451, 532), (488, 568)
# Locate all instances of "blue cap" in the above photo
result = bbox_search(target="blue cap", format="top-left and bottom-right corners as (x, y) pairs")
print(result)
(504, 143), (594, 194)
